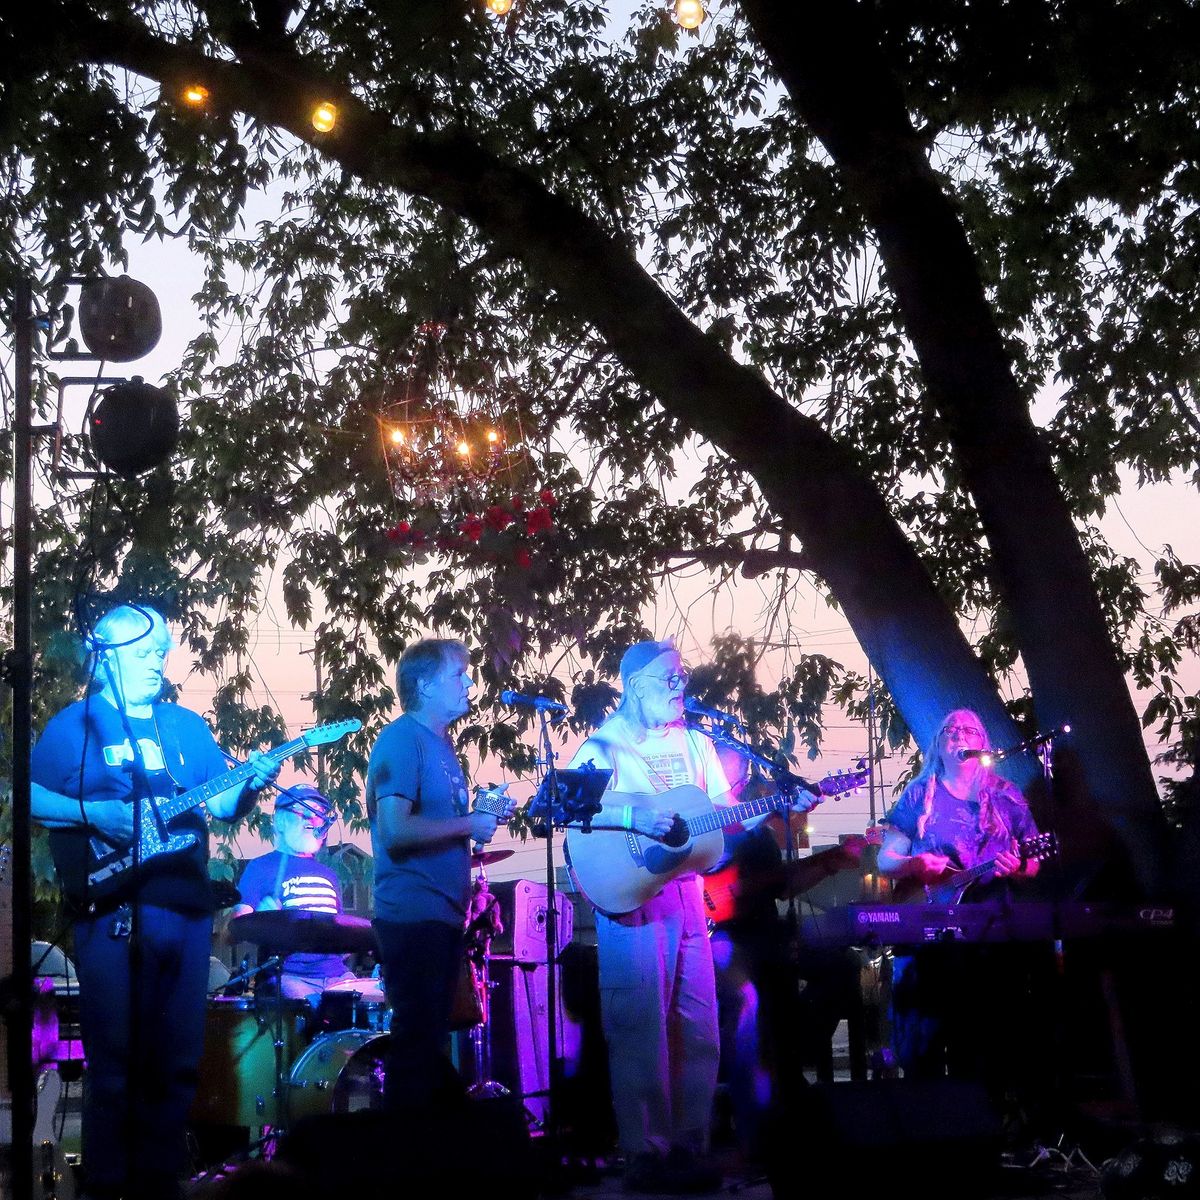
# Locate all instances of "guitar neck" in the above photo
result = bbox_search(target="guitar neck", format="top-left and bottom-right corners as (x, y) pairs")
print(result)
(685, 793), (786, 837)
(154, 737), (304, 824)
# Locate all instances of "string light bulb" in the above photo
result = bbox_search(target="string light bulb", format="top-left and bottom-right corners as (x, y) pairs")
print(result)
(674, 0), (706, 29)
(311, 101), (338, 133)
(486, 0), (513, 14)
(182, 84), (210, 107)
(389, 427), (405, 445)
(456, 440), (471, 457)
(486, 429), (500, 444)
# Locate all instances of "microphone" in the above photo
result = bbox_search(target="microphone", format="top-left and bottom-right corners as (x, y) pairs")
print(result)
(684, 696), (744, 729)
(956, 724), (1071, 765)
(956, 747), (997, 763)
(500, 689), (568, 714)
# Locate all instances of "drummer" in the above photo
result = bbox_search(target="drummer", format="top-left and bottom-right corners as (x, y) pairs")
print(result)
(231, 784), (359, 1001)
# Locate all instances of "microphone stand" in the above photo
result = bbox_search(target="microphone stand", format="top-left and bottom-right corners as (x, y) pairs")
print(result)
(532, 706), (564, 1170)
(525, 721), (608, 1184)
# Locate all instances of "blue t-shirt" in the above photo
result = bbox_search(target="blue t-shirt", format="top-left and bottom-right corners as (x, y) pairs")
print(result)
(237, 850), (347, 979)
(366, 713), (471, 926)
(884, 776), (1039, 873)
(32, 696), (229, 912)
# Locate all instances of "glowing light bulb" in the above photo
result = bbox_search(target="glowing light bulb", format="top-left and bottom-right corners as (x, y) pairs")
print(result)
(486, 0), (513, 14)
(674, 0), (706, 29)
(182, 84), (210, 107)
(389, 428), (405, 445)
(311, 101), (338, 133)
(456, 440), (471, 457)
(486, 429), (500, 444)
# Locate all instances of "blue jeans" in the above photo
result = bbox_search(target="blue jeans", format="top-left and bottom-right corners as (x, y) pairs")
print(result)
(73, 904), (212, 1199)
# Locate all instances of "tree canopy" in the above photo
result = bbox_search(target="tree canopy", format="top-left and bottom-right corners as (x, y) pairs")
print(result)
(3, 0), (1198, 895)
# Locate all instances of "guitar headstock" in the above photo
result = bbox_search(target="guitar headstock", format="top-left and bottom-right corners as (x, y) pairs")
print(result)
(1023, 831), (1058, 863)
(817, 762), (870, 798)
(301, 719), (363, 747)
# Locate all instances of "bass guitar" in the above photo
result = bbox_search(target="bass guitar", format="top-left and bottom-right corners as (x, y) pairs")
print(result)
(565, 767), (868, 916)
(701, 827), (883, 925)
(892, 831), (1057, 904)
(67, 719), (360, 906)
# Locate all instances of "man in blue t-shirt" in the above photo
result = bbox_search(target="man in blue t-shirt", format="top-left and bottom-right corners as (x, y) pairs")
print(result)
(232, 784), (358, 1000)
(31, 604), (279, 1200)
(366, 637), (513, 1111)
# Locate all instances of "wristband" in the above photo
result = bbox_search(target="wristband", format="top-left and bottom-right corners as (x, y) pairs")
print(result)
(622, 804), (634, 832)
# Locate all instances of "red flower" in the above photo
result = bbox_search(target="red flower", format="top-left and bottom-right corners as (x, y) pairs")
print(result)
(385, 520), (411, 543)
(485, 504), (515, 532)
(515, 547), (532, 569)
(539, 488), (556, 506)
(524, 506), (554, 536)
(458, 514), (484, 542)
(510, 494), (526, 512)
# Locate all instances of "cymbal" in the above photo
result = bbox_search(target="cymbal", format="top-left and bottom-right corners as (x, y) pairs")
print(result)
(228, 910), (377, 955)
(471, 848), (514, 867)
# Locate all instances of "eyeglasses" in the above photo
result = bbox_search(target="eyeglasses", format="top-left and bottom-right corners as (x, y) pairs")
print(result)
(646, 669), (690, 691)
(942, 724), (985, 742)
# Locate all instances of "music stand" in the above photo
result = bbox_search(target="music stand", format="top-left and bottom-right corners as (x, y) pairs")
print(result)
(525, 730), (608, 1168)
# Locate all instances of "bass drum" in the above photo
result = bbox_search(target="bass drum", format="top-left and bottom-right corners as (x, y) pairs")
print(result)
(287, 1030), (389, 1124)
(192, 996), (306, 1127)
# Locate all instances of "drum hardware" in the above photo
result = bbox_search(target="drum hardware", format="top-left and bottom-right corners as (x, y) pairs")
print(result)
(464, 867), (509, 1099)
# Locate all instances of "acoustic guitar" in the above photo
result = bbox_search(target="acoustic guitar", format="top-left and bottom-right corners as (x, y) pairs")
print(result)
(565, 767), (868, 915)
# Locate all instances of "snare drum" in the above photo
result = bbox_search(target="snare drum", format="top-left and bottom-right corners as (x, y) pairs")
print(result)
(191, 995), (306, 1127)
(287, 1030), (389, 1123)
(314, 977), (390, 1036)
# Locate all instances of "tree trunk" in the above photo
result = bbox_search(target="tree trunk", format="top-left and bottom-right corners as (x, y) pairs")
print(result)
(740, 0), (1169, 894)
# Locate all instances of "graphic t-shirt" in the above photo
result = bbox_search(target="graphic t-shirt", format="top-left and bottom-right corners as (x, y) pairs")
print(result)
(31, 697), (229, 912)
(568, 720), (731, 880)
(884, 777), (1039, 874)
(366, 713), (471, 926)
(237, 850), (346, 978)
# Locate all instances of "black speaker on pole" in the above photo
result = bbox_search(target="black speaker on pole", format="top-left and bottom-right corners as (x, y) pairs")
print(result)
(766, 1080), (1003, 1196)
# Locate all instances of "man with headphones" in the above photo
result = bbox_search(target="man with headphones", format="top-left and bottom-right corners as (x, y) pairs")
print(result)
(31, 603), (279, 1200)
(230, 783), (359, 1000)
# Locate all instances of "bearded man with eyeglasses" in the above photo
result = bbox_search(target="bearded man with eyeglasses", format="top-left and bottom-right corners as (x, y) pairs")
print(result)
(566, 639), (734, 1194)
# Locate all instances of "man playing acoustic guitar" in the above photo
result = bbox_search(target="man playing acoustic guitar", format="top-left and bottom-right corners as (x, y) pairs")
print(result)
(566, 639), (819, 1194)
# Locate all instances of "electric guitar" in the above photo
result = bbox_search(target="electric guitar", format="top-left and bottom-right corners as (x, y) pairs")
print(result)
(59, 719), (361, 906)
(701, 827), (883, 926)
(565, 767), (869, 916)
(892, 831), (1057, 904)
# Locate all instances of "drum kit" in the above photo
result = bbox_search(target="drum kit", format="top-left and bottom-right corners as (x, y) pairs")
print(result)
(194, 848), (515, 1138)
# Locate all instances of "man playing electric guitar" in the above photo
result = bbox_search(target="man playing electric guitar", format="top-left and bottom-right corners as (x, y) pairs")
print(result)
(31, 604), (280, 1200)
(565, 639), (819, 1194)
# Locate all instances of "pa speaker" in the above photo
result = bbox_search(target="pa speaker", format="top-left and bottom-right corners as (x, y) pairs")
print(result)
(275, 1095), (539, 1199)
(766, 1080), (1003, 1195)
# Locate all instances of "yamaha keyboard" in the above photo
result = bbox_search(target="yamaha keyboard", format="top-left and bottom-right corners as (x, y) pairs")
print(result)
(800, 901), (1176, 948)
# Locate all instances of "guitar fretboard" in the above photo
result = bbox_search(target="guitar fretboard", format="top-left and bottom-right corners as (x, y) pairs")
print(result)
(685, 793), (787, 837)
(155, 736), (306, 824)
